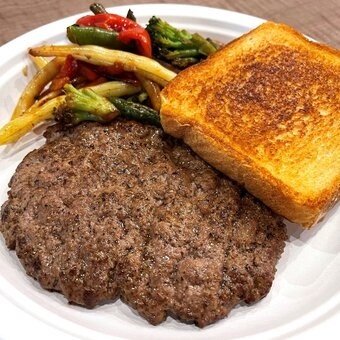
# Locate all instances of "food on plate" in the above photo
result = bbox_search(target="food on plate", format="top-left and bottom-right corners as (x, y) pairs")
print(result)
(146, 16), (219, 69)
(28, 44), (176, 83)
(55, 84), (161, 127)
(1, 5), (338, 228)
(0, 119), (287, 327)
(0, 1), (338, 328)
(0, 81), (142, 144)
(161, 22), (340, 228)
(0, 3), (221, 145)
(12, 57), (65, 119)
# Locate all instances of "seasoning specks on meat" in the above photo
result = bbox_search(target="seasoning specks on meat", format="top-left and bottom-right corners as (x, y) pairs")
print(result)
(0, 119), (287, 327)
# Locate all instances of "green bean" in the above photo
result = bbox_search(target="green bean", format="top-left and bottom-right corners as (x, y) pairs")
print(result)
(90, 3), (108, 14)
(109, 97), (161, 127)
(67, 25), (129, 50)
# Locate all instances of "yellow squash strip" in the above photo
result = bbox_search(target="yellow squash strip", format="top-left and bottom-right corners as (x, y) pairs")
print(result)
(35, 89), (64, 106)
(12, 57), (65, 120)
(29, 45), (177, 82)
(136, 73), (161, 111)
(88, 81), (141, 98)
(0, 81), (144, 145)
(135, 69), (169, 87)
(0, 96), (65, 145)
(29, 55), (49, 70)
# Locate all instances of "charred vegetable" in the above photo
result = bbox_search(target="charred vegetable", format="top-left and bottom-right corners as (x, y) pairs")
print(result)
(146, 16), (218, 68)
(56, 84), (160, 127)
(89, 2), (108, 14)
(110, 97), (161, 127)
(55, 84), (119, 126)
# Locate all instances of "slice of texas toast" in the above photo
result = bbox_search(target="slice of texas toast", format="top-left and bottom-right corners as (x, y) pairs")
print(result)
(160, 22), (340, 228)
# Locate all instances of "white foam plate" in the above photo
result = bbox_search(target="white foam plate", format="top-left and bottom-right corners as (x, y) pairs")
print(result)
(0, 4), (339, 340)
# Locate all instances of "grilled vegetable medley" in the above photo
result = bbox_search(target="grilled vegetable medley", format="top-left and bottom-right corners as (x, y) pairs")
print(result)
(0, 3), (219, 145)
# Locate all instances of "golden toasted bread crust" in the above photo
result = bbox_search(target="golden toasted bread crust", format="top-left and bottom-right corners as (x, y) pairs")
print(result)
(160, 22), (340, 227)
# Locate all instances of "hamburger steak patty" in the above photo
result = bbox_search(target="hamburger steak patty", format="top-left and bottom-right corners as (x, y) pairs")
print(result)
(0, 119), (287, 327)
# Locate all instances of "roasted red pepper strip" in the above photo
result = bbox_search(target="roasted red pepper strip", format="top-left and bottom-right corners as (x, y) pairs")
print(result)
(76, 13), (152, 58)
(49, 55), (78, 91)
(119, 27), (152, 58)
(77, 61), (100, 81)
(96, 63), (126, 76)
